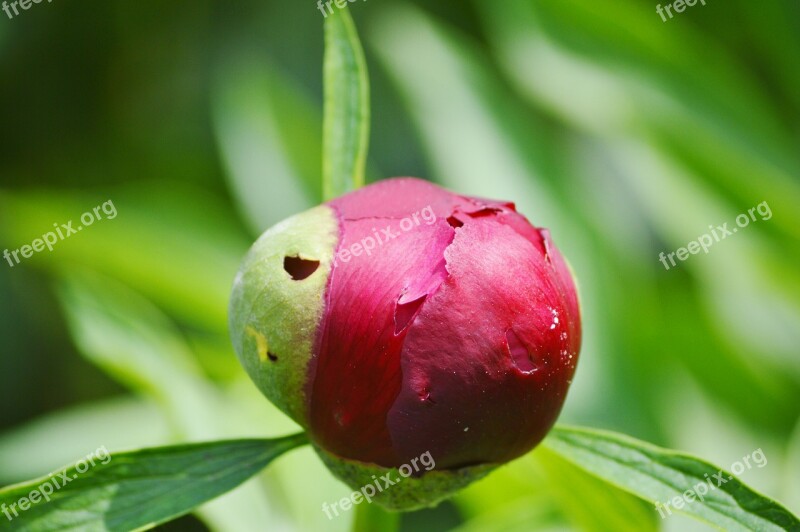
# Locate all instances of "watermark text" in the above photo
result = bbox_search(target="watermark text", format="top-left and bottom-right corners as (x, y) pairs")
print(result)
(321, 451), (435, 519)
(655, 448), (767, 519)
(4, 199), (117, 268)
(1, 446), (112, 522)
(658, 201), (771, 270)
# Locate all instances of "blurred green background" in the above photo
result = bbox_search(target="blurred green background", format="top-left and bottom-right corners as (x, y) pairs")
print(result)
(1, 1), (799, 531)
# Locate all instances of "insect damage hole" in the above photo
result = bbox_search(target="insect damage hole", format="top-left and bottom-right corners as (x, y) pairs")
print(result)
(447, 216), (464, 228)
(466, 207), (502, 218)
(283, 256), (320, 280)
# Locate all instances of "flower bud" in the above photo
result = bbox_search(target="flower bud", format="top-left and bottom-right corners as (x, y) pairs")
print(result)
(230, 178), (581, 509)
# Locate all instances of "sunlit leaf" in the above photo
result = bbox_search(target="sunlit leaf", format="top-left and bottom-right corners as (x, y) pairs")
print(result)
(544, 426), (800, 531)
(534, 447), (657, 531)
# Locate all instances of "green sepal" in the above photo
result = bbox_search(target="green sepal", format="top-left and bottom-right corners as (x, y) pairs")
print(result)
(229, 205), (339, 427)
(314, 444), (496, 511)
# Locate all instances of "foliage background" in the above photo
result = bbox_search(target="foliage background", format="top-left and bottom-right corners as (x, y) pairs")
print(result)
(1, 1), (799, 530)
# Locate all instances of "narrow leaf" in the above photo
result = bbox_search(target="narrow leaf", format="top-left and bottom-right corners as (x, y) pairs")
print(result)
(0, 434), (308, 532)
(543, 426), (800, 531)
(322, 7), (369, 200)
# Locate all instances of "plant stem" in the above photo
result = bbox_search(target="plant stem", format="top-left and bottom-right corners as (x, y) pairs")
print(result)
(352, 502), (400, 532)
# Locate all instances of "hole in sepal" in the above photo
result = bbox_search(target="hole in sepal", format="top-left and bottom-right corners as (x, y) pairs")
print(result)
(283, 256), (320, 280)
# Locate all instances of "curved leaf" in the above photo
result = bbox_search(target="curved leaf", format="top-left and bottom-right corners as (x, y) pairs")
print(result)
(544, 426), (800, 531)
(0, 434), (308, 532)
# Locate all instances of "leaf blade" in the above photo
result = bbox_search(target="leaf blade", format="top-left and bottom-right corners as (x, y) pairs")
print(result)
(0, 434), (308, 532)
(322, 7), (370, 200)
(543, 426), (800, 532)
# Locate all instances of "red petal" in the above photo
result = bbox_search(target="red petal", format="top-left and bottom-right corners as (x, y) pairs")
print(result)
(387, 219), (580, 468)
(306, 178), (581, 468)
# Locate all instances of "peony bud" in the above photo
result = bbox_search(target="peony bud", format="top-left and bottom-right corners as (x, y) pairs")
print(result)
(230, 178), (581, 509)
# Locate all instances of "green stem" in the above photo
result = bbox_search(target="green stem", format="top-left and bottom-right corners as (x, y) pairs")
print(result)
(352, 502), (400, 532)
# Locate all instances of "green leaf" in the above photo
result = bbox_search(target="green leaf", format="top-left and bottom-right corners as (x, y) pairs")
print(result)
(0, 434), (308, 532)
(543, 426), (800, 531)
(0, 185), (248, 335)
(534, 447), (657, 532)
(54, 271), (293, 530)
(56, 270), (224, 442)
(0, 397), (169, 485)
(322, 7), (369, 200)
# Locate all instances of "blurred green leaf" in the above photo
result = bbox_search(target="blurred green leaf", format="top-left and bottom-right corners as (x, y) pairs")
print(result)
(0, 397), (169, 485)
(544, 426), (800, 531)
(476, 0), (800, 243)
(322, 8), (369, 200)
(517, 0), (791, 152)
(54, 270), (291, 531)
(214, 59), (321, 234)
(0, 435), (307, 532)
(451, 497), (560, 532)
(0, 184), (248, 335)
(734, 0), (800, 113)
(786, 420), (800, 516)
(369, 3), (563, 227)
(56, 270), (221, 441)
(453, 459), (554, 522)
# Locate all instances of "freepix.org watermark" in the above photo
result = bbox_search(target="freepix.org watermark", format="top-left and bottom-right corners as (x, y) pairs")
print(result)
(2, 0), (54, 20)
(655, 448), (767, 519)
(658, 201), (771, 271)
(3, 199), (117, 268)
(316, 0), (366, 19)
(656, 0), (708, 22)
(321, 451), (435, 520)
(333, 205), (436, 266)
(1, 446), (112, 522)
